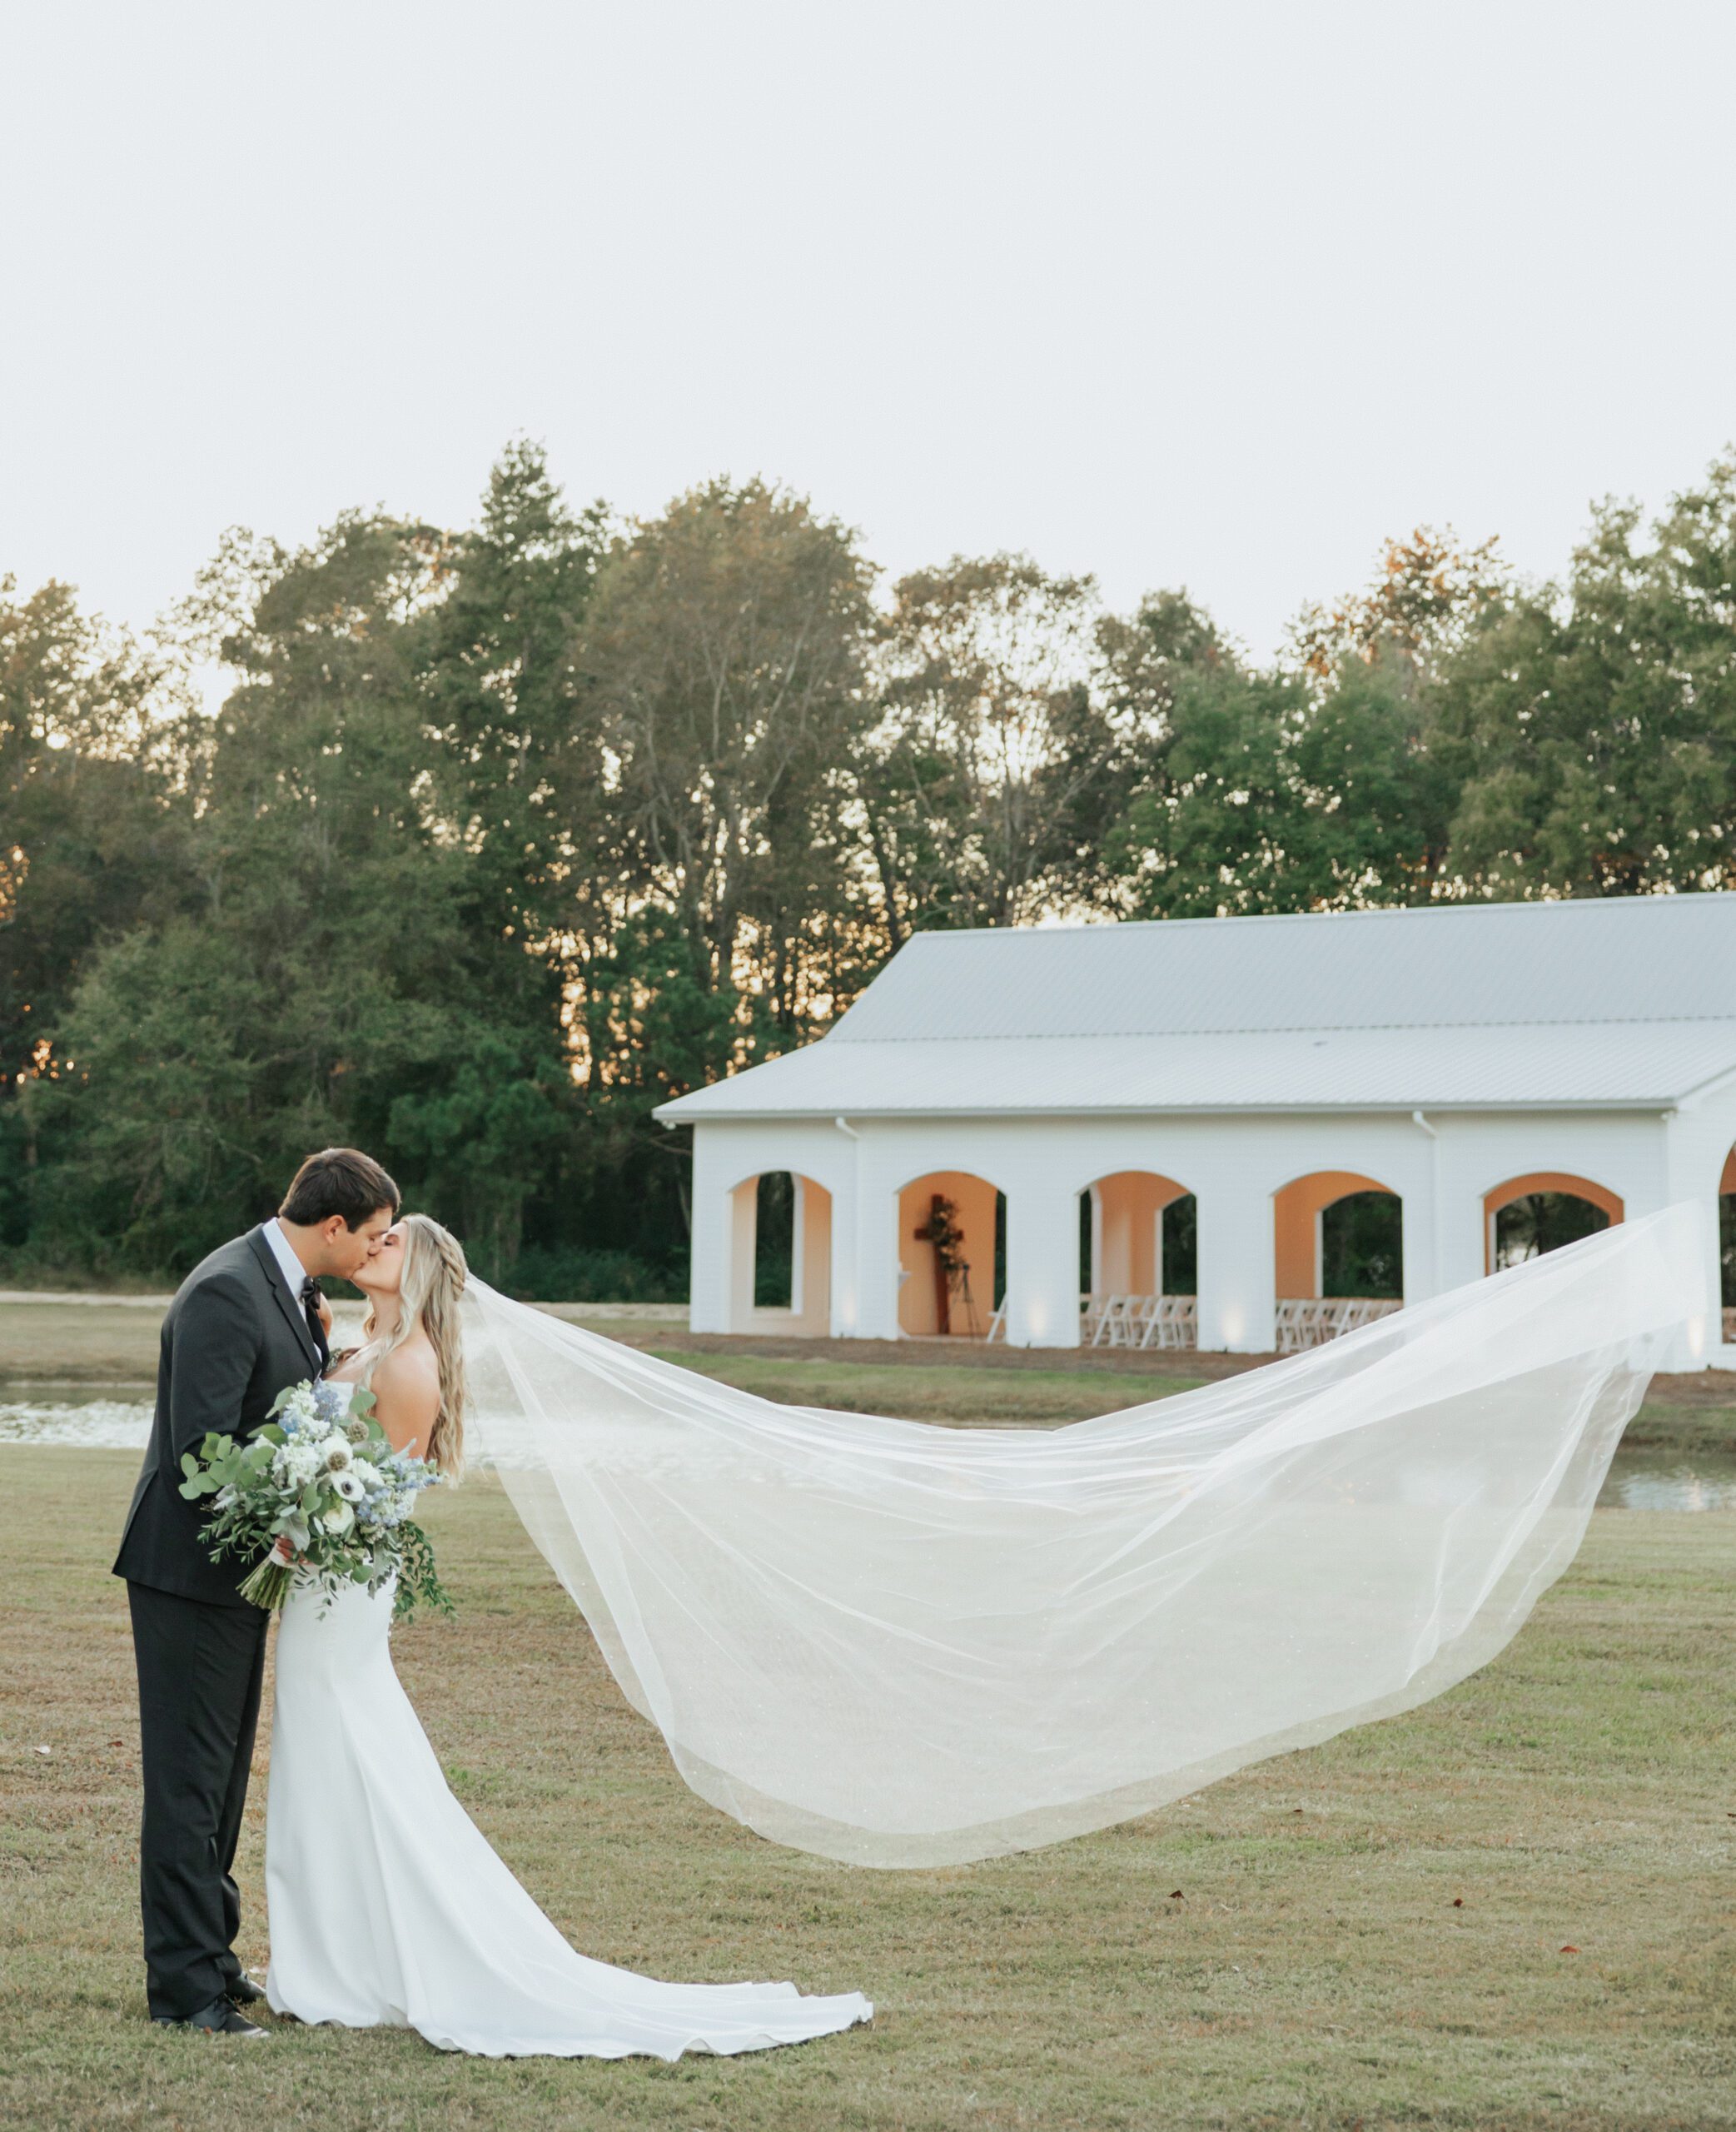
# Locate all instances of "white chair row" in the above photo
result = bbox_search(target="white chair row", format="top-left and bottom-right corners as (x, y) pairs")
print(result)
(1275, 1296), (1403, 1353)
(1081, 1293), (1199, 1351)
(985, 1293), (1397, 1352)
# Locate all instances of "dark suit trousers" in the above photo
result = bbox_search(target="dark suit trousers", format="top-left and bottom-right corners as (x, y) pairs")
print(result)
(126, 1582), (270, 2019)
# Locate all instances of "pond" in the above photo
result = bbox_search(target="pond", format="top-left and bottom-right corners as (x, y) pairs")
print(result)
(4, 1383), (1734, 1511)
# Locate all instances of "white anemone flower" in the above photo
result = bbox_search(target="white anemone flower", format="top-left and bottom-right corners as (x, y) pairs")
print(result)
(332, 1469), (366, 1503)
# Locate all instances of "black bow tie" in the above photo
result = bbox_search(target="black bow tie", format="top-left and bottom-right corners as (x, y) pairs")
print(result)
(299, 1275), (330, 1367)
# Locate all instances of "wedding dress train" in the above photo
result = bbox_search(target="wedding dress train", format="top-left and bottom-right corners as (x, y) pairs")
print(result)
(263, 1573), (872, 2058)
(462, 1202), (1701, 1867)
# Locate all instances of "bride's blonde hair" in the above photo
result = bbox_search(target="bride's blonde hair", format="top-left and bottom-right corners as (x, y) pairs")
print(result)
(363, 1213), (469, 1477)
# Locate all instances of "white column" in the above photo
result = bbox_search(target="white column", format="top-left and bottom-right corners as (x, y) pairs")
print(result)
(1400, 1190), (1437, 1306)
(1196, 1180), (1276, 1352)
(726, 1179), (756, 1332)
(1435, 1148), (1487, 1292)
(1400, 1113), (1444, 1303)
(827, 1143), (861, 1338)
(1005, 1181), (1081, 1347)
(852, 1137), (903, 1340)
(1662, 1100), (1731, 1370)
(1400, 1157), (1439, 1304)
(687, 1129), (734, 1333)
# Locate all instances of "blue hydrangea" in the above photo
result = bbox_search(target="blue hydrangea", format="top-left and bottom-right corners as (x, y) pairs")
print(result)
(312, 1381), (349, 1423)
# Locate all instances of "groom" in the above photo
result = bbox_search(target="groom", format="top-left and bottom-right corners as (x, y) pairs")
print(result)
(113, 1148), (399, 2035)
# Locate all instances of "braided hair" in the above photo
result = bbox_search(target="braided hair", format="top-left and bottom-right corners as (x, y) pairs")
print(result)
(361, 1213), (470, 1477)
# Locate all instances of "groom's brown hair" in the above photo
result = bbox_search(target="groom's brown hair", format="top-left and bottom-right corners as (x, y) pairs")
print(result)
(279, 1148), (400, 1228)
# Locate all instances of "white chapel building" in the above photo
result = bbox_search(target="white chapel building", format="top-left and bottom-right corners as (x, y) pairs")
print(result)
(656, 894), (1736, 1368)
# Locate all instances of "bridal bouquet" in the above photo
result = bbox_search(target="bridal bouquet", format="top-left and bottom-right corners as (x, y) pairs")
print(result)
(178, 1378), (452, 1619)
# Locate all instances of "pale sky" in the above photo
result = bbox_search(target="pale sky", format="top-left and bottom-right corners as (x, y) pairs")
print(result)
(3, 0), (1734, 660)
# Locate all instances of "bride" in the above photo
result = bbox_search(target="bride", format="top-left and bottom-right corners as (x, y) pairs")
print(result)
(264, 1213), (872, 2060)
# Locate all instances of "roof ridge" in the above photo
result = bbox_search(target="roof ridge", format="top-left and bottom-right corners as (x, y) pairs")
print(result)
(898, 894), (1730, 948)
(828, 1014), (1736, 1043)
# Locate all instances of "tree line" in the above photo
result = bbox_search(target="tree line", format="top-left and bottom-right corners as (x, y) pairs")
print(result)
(4, 443), (1734, 1292)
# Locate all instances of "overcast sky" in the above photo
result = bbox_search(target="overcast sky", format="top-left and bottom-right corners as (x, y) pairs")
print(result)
(3, 0), (1733, 660)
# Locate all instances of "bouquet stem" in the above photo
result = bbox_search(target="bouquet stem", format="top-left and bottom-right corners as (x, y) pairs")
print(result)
(236, 1554), (295, 1611)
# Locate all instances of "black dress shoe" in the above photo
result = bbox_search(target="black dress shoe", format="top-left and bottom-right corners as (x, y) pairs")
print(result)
(224, 1970), (265, 2007)
(154, 1996), (270, 2038)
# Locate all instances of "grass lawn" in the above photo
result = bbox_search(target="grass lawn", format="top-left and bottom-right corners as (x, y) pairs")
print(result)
(3, 1448), (1733, 2132)
(640, 1351), (1205, 1422)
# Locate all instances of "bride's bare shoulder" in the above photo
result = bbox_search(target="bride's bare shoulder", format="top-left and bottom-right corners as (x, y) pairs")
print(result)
(371, 1334), (440, 1453)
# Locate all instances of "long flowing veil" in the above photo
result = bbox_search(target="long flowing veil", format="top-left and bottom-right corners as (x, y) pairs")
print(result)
(460, 1202), (1699, 1868)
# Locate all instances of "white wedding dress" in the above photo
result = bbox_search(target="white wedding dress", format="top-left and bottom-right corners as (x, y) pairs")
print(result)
(263, 1367), (871, 2057)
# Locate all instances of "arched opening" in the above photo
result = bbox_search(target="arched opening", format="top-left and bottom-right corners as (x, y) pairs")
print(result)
(727, 1171), (833, 1335)
(754, 1171), (795, 1308)
(1079, 1172), (1196, 1348)
(1483, 1171), (1622, 1274)
(898, 1171), (1004, 1337)
(1163, 1192), (1198, 1298)
(1321, 1193), (1404, 1298)
(1272, 1170), (1403, 1351)
(1718, 1145), (1735, 1344)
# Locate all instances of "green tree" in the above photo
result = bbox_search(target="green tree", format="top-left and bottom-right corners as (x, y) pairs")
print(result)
(576, 478), (879, 1041)
(0, 578), (192, 1256)
(418, 437), (609, 954)
(859, 555), (1120, 939)
(1099, 590), (1458, 917)
(565, 905), (749, 1262)
(1432, 457), (1736, 896)
(34, 511), (568, 1277)
(562, 484), (878, 1273)
(1288, 654), (1460, 905)
(1103, 656), (1317, 918)
(1291, 526), (1510, 683)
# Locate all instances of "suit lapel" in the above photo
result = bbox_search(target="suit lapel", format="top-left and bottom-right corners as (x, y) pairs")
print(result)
(247, 1224), (323, 1376)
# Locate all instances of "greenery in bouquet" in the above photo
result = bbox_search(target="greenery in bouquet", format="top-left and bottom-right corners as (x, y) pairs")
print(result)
(177, 1377), (453, 1620)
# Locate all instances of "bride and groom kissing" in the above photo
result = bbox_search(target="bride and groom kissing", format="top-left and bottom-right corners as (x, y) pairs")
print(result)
(112, 1146), (871, 2060)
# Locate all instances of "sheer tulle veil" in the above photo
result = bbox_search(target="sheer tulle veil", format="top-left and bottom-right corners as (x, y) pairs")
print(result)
(458, 1202), (1700, 1868)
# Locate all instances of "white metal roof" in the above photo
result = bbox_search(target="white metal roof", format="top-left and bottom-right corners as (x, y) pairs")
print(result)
(657, 896), (1736, 1120)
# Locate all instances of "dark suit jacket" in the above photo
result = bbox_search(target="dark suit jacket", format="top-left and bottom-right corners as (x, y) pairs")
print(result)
(113, 1225), (326, 1609)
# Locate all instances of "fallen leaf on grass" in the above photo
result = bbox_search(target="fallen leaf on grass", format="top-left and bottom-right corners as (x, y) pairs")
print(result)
(1559, 1945), (1579, 1955)
(1452, 1897), (1464, 1907)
